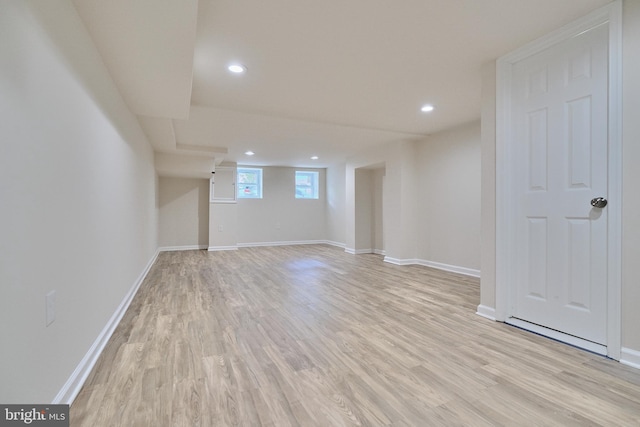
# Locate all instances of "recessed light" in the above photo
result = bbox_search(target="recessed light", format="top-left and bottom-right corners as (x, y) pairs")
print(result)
(421, 104), (435, 112)
(245, 151), (255, 156)
(310, 156), (319, 160)
(228, 64), (247, 73)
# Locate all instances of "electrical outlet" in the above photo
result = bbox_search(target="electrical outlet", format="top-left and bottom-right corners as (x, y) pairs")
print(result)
(218, 225), (224, 232)
(46, 290), (56, 327)
(276, 222), (281, 230)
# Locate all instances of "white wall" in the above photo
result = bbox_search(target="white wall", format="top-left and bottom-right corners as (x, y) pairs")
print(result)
(346, 141), (419, 261)
(346, 142), (399, 257)
(159, 177), (209, 249)
(479, 61), (498, 313)
(354, 169), (374, 252)
(393, 142), (419, 261)
(209, 203), (238, 249)
(416, 121), (481, 272)
(372, 168), (385, 253)
(621, 0), (640, 357)
(344, 135), (481, 271)
(0, 1), (158, 403)
(326, 163), (346, 246)
(237, 167), (326, 244)
(352, 167), (385, 254)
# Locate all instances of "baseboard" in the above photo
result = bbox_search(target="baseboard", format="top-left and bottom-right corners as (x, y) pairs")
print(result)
(383, 257), (480, 278)
(414, 259), (480, 278)
(159, 245), (208, 252)
(345, 248), (376, 255)
(373, 249), (386, 256)
(383, 257), (419, 266)
(53, 248), (160, 405)
(210, 241), (344, 251)
(237, 240), (327, 248)
(207, 245), (238, 251)
(620, 347), (640, 369)
(476, 304), (497, 321)
(323, 240), (346, 248)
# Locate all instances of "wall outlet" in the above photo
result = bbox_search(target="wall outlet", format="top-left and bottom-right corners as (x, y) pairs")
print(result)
(46, 290), (56, 327)
(218, 225), (224, 232)
(276, 222), (281, 230)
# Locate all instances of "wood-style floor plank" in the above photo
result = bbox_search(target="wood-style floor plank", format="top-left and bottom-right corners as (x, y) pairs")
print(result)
(71, 245), (640, 426)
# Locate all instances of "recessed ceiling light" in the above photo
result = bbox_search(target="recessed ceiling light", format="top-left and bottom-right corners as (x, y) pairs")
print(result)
(421, 104), (435, 113)
(310, 156), (319, 160)
(245, 150), (255, 156)
(228, 64), (247, 74)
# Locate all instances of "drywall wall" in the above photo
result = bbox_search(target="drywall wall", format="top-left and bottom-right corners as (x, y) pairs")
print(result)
(416, 121), (481, 271)
(0, 1), (157, 403)
(346, 141), (416, 260)
(236, 167), (326, 244)
(326, 163), (346, 246)
(354, 169), (374, 252)
(159, 177), (209, 249)
(347, 133), (480, 269)
(621, 0), (640, 358)
(352, 167), (385, 254)
(479, 61), (498, 316)
(372, 168), (385, 253)
(209, 203), (238, 250)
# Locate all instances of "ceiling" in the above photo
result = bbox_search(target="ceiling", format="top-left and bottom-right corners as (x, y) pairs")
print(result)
(72, 0), (611, 177)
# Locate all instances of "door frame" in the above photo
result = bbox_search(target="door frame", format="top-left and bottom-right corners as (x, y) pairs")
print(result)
(495, 1), (622, 359)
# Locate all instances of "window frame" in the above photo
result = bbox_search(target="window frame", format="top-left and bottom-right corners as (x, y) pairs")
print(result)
(237, 167), (263, 199)
(295, 170), (319, 200)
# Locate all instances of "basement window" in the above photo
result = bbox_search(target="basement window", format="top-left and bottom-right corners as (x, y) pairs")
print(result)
(295, 171), (319, 199)
(237, 167), (262, 199)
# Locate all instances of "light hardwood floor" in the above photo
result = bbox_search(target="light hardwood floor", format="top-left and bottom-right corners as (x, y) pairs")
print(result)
(71, 245), (640, 426)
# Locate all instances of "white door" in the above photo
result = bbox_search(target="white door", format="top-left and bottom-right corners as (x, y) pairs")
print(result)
(510, 24), (609, 345)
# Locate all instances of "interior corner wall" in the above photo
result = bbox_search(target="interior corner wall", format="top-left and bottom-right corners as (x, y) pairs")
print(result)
(346, 141), (416, 260)
(395, 142), (419, 260)
(326, 163), (346, 246)
(372, 168), (385, 253)
(416, 121), (481, 272)
(480, 60), (498, 311)
(236, 166), (326, 244)
(621, 0), (640, 356)
(0, 1), (158, 403)
(159, 177), (210, 248)
(354, 169), (374, 252)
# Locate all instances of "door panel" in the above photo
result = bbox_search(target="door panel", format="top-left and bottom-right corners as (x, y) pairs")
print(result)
(511, 24), (608, 345)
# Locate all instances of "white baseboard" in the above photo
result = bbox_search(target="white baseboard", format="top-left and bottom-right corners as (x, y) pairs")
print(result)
(356, 248), (373, 254)
(383, 257), (419, 266)
(345, 248), (375, 255)
(159, 245), (208, 252)
(414, 259), (480, 278)
(207, 245), (238, 251)
(237, 240), (327, 248)
(323, 240), (346, 248)
(383, 257), (480, 278)
(53, 249), (160, 405)
(476, 304), (496, 321)
(209, 241), (344, 251)
(621, 347), (640, 369)
(373, 249), (386, 256)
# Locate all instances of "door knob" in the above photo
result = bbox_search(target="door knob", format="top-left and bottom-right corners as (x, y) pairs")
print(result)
(590, 197), (608, 208)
